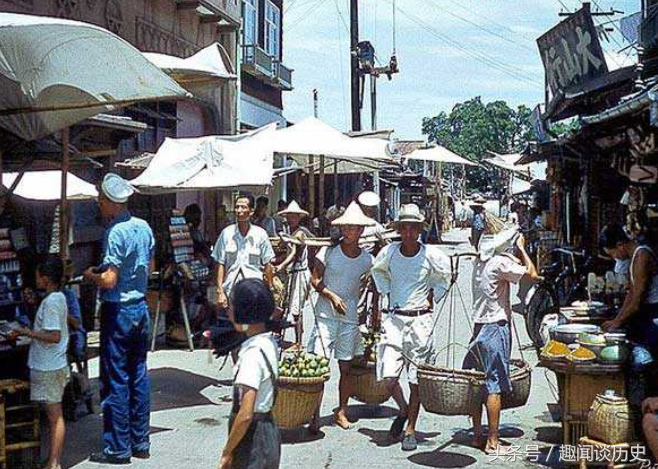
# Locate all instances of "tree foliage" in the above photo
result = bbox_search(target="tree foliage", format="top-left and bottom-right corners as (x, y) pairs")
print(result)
(421, 97), (536, 192)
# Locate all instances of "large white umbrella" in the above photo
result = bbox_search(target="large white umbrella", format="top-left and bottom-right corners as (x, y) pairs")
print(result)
(0, 13), (190, 141)
(404, 146), (478, 166)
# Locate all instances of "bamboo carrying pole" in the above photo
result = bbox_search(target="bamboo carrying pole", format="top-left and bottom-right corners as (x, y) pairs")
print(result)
(60, 128), (69, 259)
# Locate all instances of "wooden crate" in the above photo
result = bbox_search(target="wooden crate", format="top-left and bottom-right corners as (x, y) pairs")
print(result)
(564, 373), (625, 419)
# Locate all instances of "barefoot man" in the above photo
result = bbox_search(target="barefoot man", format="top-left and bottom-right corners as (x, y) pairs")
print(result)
(371, 204), (450, 451)
(308, 202), (375, 430)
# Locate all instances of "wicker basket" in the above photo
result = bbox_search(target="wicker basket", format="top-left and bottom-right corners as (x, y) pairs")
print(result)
(417, 365), (485, 416)
(349, 361), (391, 405)
(271, 376), (327, 429)
(588, 394), (635, 445)
(501, 359), (532, 410)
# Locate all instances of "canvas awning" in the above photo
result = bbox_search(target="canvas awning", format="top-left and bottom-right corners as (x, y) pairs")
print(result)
(143, 42), (237, 84)
(485, 151), (547, 181)
(255, 117), (395, 163)
(404, 146), (477, 166)
(0, 13), (190, 141)
(2, 170), (97, 200)
(130, 124), (276, 193)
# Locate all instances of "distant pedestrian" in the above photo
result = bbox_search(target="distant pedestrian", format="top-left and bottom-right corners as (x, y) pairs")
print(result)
(253, 196), (278, 237)
(470, 195), (487, 248)
(274, 201), (313, 345)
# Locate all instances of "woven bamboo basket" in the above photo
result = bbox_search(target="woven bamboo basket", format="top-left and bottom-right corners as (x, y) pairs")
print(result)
(588, 394), (635, 445)
(349, 361), (391, 405)
(271, 375), (328, 429)
(417, 365), (485, 416)
(501, 359), (532, 410)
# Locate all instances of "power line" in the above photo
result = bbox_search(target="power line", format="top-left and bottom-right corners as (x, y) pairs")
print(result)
(287, 0), (331, 31)
(424, 0), (536, 53)
(332, 0), (349, 129)
(388, 0), (543, 87)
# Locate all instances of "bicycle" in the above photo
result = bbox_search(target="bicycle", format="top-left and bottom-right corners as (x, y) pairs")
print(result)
(524, 246), (593, 352)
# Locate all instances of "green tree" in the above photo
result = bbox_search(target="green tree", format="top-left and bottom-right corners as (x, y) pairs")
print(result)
(421, 97), (536, 191)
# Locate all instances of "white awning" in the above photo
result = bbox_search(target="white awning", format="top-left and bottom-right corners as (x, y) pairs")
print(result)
(0, 13), (190, 141)
(485, 151), (547, 180)
(130, 124), (276, 193)
(143, 42), (237, 83)
(404, 146), (477, 166)
(2, 170), (97, 200)
(257, 117), (395, 163)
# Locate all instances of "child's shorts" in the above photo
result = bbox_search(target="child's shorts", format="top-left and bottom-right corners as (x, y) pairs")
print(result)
(30, 366), (70, 404)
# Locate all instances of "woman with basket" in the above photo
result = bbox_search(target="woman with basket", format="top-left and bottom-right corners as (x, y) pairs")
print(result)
(371, 204), (451, 452)
(217, 278), (281, 469)
(463, 229), (539, 454)
(307, 202), (376, 430)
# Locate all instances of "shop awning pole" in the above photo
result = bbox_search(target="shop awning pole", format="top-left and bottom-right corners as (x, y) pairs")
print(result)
(309, 156), (315, 219)
(60, 128), (69, 259)
(333, 160), (338, 204)
(319, 155), (325, 216)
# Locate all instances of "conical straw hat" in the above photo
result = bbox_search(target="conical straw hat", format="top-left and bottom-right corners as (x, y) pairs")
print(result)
(277, 200), (309, 217)
(331, 201), (376, 227)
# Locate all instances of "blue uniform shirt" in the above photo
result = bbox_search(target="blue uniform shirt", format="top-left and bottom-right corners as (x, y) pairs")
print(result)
(101, 211), (155, 304)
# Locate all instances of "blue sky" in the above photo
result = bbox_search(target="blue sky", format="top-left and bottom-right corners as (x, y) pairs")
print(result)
(281, 0), (639, 140)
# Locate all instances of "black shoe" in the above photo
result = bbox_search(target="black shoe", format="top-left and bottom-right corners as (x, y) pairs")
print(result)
(388, 414), (408, 440)
(89, 452), (131, 465)
(401, 434), (418, 451)
(133, 450), (150, 459)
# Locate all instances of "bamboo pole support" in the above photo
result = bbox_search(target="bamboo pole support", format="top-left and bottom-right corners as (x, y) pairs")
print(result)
(60, 128), (69, 259)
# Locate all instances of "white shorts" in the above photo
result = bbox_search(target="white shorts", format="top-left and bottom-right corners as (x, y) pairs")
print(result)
(376, 312), (435, 385)
(288, 269), (311, 318)
(307, 317), (363, 361)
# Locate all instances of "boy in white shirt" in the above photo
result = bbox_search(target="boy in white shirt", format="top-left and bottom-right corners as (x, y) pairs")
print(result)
(17, 256), (70, 469)
(371, 204), (451, 451)
(308, 202), (375, 430)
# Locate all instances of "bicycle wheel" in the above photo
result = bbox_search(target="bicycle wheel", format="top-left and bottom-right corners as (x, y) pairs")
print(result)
(525, 284), (559, 351)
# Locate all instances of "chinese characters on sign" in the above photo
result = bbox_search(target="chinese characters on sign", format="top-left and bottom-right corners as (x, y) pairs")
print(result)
(487, 444), (649, 465)
(537, 3), (608, 102)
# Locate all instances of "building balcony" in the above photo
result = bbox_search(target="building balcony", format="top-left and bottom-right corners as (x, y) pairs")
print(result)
(242, 44), (275, 78)
(273, 61), (293, 91)
(173, 0), (240, 29)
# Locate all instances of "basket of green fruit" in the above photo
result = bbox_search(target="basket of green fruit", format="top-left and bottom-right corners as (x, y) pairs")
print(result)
(272, 351), (330, 429)
(349, 331), (392, 405)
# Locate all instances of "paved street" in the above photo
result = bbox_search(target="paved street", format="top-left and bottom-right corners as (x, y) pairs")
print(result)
(61, 229), (565, 469)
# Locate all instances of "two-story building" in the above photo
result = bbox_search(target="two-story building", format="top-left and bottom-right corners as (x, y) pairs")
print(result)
(239, 0), (293, 129)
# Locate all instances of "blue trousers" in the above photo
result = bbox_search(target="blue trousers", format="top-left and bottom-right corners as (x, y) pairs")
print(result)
(100, 301), (151, 458)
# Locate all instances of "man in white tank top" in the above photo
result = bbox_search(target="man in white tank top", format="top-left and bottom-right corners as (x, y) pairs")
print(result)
(371, 204), (451, 451)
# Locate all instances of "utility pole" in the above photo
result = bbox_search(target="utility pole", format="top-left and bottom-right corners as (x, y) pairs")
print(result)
(350, 0), (361, 132)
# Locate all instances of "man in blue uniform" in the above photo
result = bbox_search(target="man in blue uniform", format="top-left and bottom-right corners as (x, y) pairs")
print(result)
(84, 173), (155, 465)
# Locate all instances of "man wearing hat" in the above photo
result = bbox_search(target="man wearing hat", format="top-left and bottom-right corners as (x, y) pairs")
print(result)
(371, 203), (450, 451)
(470, 195), (487, 248)
(84, 173), (155, 464)
(273, 201), (313, 345)
(308, 202), (376, 431)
